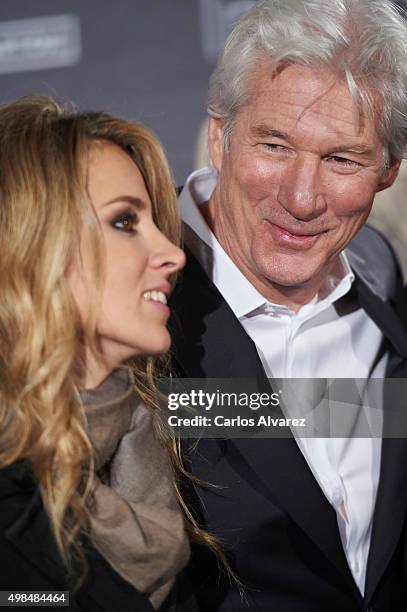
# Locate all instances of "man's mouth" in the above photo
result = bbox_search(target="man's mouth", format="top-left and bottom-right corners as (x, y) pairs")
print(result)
(264, 220), (327, 249)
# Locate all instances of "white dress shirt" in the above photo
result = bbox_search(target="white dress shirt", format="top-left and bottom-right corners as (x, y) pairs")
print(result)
(179, 167), (387, 595)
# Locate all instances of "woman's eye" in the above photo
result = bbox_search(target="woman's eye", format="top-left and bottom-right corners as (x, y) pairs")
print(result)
(111, 212), (138, 233)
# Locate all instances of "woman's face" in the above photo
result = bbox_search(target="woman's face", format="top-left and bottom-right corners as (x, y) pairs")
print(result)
(69, 140), (185, 383)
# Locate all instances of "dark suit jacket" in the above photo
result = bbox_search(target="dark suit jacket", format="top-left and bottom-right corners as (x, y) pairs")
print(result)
(169, 225), (407, 611)
(0, 460), (175, 612)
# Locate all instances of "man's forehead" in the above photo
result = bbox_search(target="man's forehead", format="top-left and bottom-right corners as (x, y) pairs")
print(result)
(243, 63), (380, 142)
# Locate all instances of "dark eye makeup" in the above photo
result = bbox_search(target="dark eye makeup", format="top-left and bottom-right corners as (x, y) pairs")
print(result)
(110, 211), (138, 233)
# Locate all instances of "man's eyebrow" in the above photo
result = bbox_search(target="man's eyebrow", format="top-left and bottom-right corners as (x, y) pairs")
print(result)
(325, 145), (374, 156)
(252, 125), (375, 156)
(102, 195), (145, 209)
(251, 125), (290, 140)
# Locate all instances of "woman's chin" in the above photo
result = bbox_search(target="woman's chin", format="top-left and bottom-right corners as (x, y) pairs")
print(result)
(131, 330), (172, 358)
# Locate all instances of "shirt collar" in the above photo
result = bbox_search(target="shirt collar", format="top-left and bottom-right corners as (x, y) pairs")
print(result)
(180, 167), (355, 319)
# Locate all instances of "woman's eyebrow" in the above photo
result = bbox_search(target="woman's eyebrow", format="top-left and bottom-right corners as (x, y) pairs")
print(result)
(102, 195), (145, 209)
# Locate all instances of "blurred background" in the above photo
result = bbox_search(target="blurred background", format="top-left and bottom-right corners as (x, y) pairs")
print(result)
(0, 0), (406, 275)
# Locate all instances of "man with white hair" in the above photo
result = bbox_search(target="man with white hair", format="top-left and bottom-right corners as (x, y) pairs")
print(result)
(170, 1), (407, 609)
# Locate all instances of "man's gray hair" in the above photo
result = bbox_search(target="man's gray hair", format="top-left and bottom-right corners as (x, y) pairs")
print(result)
(208, 0), (407, 161)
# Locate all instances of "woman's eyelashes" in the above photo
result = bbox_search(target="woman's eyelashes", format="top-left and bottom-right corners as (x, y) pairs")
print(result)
(110, 210), (139, 234)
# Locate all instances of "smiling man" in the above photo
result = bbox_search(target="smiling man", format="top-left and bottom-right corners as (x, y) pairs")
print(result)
(205, 61), (400, 310)
(170, 1), (407, 610)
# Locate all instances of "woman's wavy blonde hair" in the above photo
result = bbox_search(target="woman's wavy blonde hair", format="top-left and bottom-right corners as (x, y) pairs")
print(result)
(0, 94), (216, 577)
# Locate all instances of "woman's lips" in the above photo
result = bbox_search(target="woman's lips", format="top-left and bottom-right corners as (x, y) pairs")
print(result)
(265, 220), (325, 249)
(142, 290), (170, 315)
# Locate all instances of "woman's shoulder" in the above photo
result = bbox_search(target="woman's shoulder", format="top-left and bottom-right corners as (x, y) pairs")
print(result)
(0, 460), (59, 592)
(0, 460), (38, 523)
(0, 458), (34, 478)
(0, 462), (156, 612)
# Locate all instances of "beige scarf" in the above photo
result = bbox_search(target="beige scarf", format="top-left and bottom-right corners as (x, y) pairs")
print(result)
(81, 367), (190, 609)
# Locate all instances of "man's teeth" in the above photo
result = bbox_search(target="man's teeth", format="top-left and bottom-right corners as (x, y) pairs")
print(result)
(143, 290), (167, 305)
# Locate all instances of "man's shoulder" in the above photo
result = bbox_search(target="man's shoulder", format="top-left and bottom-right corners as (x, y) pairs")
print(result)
(345, 224), (402, 301)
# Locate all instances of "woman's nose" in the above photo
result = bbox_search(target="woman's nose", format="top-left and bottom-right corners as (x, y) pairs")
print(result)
(151, 228), (186, 275)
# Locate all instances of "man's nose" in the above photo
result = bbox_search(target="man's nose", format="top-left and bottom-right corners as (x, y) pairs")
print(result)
(276, 156), (326, 221)
(151, 228), (186, 275)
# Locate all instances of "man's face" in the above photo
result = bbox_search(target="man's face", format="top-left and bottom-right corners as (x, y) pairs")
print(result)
(208, 63), (400, 304)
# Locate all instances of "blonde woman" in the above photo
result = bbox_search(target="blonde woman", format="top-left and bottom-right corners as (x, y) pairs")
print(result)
(0, 96), (196, 611)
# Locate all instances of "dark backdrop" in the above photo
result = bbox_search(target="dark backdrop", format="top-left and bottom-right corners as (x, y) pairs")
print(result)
(0, 0), (220, 184)
(0, 0), (405, 183)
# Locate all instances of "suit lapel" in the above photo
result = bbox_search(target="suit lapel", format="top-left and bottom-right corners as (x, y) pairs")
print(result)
(171, 247), (407, 599)
(355, 279), (407, 602)
(170, 249), (360, 594)
(3, 467), (68, 587)
(3, 463), (153, 612)
(169, 247), (266, 379)
(355, 276), (407, 358)
(225, 435), (359, 593)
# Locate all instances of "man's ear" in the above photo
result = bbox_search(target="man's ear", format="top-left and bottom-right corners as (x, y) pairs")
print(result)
(208, 117), (225, 172)
(376, 158), (401, 192)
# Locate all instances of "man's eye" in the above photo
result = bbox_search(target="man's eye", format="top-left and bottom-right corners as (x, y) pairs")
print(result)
(262, 143), (287, 151)
(111, 212), (138, 233)
(259, 143), (293, 157)
(328, 156), (361, 167)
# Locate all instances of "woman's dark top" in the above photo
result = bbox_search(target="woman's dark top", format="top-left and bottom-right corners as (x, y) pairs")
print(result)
(0, 460), (155, 611)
